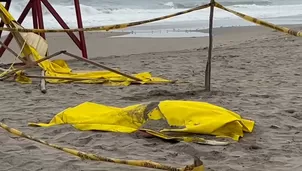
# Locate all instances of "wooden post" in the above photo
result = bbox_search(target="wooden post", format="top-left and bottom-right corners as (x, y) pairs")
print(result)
(205, 0), (215, 91)
(40, 70), (47, 94)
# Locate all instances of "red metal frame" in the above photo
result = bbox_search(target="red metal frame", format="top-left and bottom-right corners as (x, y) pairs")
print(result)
(0, 0), (88, 59)
(36, 0), (45, 39)
(31, 0), (38, 30)
(74, 0), (88, 60)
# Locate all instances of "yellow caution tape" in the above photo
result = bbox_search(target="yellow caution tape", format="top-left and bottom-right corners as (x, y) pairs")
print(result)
(1, 1), (300, 37)
(0, 122), (204, 171)
(215, 2), (302, 37)
(0, 3), (210, 33)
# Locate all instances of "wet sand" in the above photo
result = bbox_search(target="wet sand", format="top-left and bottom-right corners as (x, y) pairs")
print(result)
(1, 24), (302, 171)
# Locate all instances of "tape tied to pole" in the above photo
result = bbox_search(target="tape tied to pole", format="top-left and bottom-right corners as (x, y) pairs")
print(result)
(214, 2), (302, 37)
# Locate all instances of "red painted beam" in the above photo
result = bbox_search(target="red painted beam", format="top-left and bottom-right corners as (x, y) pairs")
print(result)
(35, 0), (45, 39)
(32, 0), (38, 29)
(0, 0), (32, 57)
(74, 0), (88, 59)
(0, 0), (11, 37)
(41, 0), (81, 48)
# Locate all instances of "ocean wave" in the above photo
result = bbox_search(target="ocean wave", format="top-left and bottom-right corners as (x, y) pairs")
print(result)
(220, 0), (272, 6)
(161, 0), (272, 9)
(162, 2), (198, 9)
(4, 0), (302, 29)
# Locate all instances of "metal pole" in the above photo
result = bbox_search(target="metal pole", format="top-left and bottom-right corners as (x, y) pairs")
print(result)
(74, 0), (88, 59)
(205, 0), (215, 91)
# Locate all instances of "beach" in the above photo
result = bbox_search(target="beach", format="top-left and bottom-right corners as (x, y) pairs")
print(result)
(1, 23), (302, 171)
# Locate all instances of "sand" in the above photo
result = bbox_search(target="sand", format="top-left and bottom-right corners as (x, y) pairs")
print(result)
(1, 24), (302, 171)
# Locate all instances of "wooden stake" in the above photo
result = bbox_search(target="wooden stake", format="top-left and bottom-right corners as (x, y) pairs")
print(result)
(1, 50), (144, 84)
(205, 0), (215, 91)
(24, 74), (176, 85)
(0, 50), (66, 81)
(25, 74), (105, 81)
(40, 70), (47, 94)
(63, 51), (143, 82)
(0, 40), (27, 64)
(0, 66), (6, 71)
(0, 41), (18, 57)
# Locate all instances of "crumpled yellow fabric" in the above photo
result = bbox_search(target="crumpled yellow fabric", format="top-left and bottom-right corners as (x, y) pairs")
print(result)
(17, 47), (172, 85)
(15, 71), (32, 84)
(29, 100), (255, 141)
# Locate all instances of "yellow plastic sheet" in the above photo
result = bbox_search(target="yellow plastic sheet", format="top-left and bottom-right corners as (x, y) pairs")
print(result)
(31, 49), (172, 85)
(29, 100), (255, 141)
(14, 45), (172, 85)
(15, 71), (32, 84)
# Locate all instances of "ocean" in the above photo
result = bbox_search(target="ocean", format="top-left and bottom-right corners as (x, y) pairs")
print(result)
(5, 0), (302, 37)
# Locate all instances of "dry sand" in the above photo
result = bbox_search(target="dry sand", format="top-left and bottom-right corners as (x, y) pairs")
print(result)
(1, 24), (302, 171)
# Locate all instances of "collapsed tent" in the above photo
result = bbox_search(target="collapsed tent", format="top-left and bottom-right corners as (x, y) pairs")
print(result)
(15, 58), (172, 86)
(29, 100), (255, 143)
(0, 3), (172, 86)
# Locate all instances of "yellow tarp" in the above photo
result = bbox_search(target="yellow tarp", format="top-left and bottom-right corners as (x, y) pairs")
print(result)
(0, 3), (172, 85)
(27, 53), (172, 85)
(29, 100), (255, 142)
